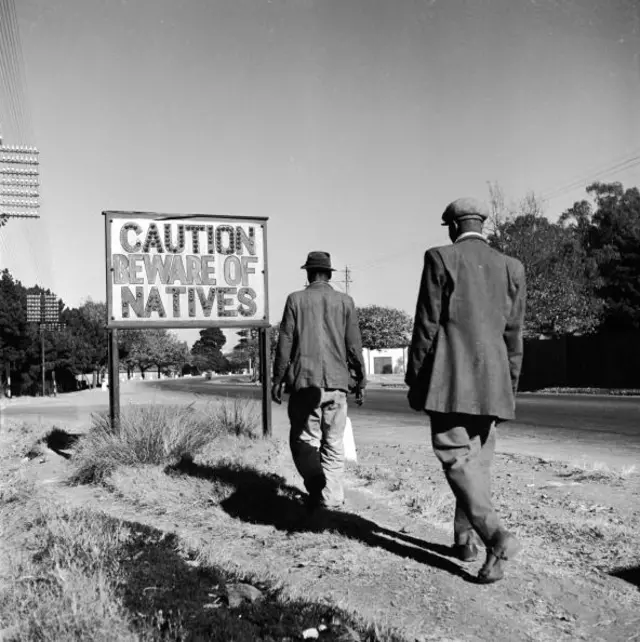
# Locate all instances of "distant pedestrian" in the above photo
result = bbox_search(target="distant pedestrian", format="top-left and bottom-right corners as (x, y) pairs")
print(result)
(406, 197), (527, 583)
(272, 251), (366, 518)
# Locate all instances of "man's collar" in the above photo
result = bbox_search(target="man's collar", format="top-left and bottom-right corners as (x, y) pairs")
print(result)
(307, 281), (333, 288)
(454, 231), (488, 244)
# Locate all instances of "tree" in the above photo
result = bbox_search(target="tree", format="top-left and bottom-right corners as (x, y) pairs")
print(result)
(149, 332), (189, 377)
(357, 306), (413, 350)
(0, 272), (80, 395)
(118, 328), (188, 378)
(231, 325), (280, 380)
(61, 299), (108, 385)
(489, 191), (603, 337)
(572, 181), (640, 330)
(235, 328), (259, 376)
(191, 327), (227, 372)
(486, 181), (514, 240)
(0, 269), (31, 395)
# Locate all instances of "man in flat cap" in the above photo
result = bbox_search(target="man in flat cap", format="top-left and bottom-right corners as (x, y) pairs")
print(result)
(406, 197), (527, 583)
(272, 251), (366, 517)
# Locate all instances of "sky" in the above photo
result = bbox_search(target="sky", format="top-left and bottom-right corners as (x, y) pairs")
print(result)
(1, 0), (639, 349)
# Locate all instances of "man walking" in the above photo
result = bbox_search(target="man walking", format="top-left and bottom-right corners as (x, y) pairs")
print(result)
(406, 197), (526, 583)
(272, 251), (366, 516)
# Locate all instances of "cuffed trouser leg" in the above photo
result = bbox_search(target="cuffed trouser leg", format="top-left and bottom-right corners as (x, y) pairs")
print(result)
(318, 389), (348, 508)
(429, 412), (502, 547)
(288, 388), (348, 509)
(289, 388), (325, 505)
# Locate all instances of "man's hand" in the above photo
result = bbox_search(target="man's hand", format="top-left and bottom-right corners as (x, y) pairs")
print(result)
(354, 383), (365, 407)
(271, 382), (284, 405)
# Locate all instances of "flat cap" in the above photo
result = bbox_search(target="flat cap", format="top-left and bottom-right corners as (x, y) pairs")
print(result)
(441, 197), (489, 226)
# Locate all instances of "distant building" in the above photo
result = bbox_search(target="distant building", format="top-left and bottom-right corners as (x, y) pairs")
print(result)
(362, 347), (408, 375)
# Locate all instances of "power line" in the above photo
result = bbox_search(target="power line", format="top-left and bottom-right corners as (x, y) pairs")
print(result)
(540, 150), (640, 203)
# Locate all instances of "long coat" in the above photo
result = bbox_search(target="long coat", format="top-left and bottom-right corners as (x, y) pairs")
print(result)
(405, 235), (526, 420)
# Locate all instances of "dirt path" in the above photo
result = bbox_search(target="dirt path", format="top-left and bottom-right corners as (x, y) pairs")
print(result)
(8, 391), (639, 642)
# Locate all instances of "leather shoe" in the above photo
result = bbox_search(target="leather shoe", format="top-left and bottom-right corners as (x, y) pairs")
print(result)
(453, 542), (479, 563)
(477, 533), (521, 584)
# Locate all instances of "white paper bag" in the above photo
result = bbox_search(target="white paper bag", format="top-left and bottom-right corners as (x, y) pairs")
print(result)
(343, 416), (358, 463)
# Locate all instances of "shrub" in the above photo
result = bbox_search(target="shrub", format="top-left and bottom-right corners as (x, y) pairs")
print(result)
(70, 399), (260, 485)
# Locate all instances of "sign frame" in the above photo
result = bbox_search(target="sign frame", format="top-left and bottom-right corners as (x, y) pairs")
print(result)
(103, 210), (272, 436)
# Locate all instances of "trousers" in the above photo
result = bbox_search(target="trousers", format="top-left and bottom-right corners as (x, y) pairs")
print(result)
(288, 387), (348, 509)
(429, 412), (505, 546)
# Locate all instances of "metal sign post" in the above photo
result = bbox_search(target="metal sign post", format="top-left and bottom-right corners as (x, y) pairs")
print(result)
(40, 324), (45, 396)
(104, 211), (271, 436)
(108, 328), (121, 432)
(258, 326), (272, 437)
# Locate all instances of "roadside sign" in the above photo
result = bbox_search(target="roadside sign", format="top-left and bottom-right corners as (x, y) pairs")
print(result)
(103, 211), (272, 436)
(105, 212), (269, 329)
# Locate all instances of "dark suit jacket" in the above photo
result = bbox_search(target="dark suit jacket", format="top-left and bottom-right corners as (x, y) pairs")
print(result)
(405, 235), (526, 420)
(273, 282), (366, 393)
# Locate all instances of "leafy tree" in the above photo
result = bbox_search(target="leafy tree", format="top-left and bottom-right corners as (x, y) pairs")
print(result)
(148, 331), (189, 377)
(357, 305), (412, 350)
(0, 270), (36, 395)
(489, 191), (603, 337)
(191, 327), (227, 372)
(61, 299), (108, 385)
(231, 325), (280, 379)
(119, 328), (185, 378)
(569, 182), (640, 330)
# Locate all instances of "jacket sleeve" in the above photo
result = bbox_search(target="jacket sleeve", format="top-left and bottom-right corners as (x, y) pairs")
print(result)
(345, 298), (367, 387)
(272, 295), (295, 386)
(405, 250), (446, 387)
(504, 259), (527, 393)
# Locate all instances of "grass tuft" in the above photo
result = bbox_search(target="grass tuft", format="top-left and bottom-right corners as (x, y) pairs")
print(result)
(69, 399), (260, 486)
(0, 499), (137, 641)
(561, 460), (638, 483)
(211, 396), (261, 438)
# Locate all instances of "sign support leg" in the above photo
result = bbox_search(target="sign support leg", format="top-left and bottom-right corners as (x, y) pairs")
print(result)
(40, 325), (45, 396)
(259, 326), (272, 437)
(108, 328), (121, 433)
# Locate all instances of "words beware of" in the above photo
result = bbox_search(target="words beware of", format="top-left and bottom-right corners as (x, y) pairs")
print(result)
(108, 217), (266, 324)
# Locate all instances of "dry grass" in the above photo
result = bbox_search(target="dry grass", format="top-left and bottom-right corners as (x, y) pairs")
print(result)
(560, 460), (638, 483)
(353, 463), (453, 524)
(69, 399), (260, 485)
(0, 494), (138, 641)
(0, 471), (399, 641)
(212, 396), (262, 438)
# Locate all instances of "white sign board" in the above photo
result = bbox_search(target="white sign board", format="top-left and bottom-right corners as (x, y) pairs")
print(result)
(105, 212), (269, 328)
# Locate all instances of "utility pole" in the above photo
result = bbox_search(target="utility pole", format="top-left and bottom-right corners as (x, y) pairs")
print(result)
(343, 266), (351, 295)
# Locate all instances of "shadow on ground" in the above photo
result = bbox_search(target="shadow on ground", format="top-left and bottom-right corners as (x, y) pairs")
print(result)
(117, 519), (388, 641)
(22, 427), (83, 461)
(168, 459), (474, 583)
(610, 565), (640, 590)
(43, 427), (82, 459)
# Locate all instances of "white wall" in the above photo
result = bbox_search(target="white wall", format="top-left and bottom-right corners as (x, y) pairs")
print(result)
(362, 347), (408, 375)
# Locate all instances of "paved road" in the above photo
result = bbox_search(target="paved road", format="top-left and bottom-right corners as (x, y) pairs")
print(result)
(148, 378), (640, 433)
(4, 378), (640, 466)
(143, 378), (640, 465)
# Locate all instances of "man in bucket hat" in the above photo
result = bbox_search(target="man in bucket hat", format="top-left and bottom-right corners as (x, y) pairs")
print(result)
(272, 251), (366, 517)
(406, 197), (527, 583)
